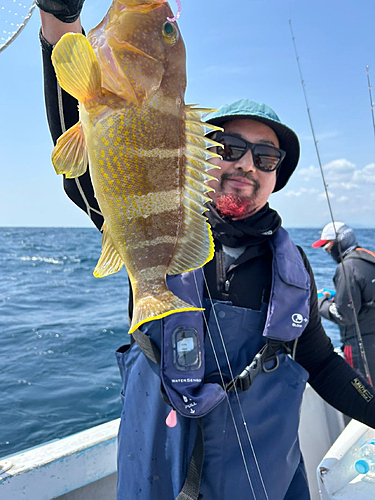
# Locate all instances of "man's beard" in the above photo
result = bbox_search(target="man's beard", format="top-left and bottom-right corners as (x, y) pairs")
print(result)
(215, 172), (260, 219)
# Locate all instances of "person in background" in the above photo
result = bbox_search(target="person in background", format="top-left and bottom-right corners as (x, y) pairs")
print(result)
(36, 1), (375, 499)
(312, 222), (375, 383)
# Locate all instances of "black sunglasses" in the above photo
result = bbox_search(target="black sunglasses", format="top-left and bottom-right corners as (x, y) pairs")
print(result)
(211, 132), (286, 172)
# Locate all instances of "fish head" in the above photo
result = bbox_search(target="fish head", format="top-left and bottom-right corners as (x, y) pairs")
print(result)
(88, 0), (186, 106)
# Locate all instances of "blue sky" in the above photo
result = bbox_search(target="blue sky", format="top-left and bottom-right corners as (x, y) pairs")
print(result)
(1, 0), (374, 228)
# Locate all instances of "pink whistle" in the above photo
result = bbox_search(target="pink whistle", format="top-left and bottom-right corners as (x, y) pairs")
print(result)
(166, 409), (177, 427)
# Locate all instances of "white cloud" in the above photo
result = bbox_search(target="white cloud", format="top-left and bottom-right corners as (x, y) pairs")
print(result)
(317, 191), (335, 201)
(297, 159), (361, 188)
(284, 187), (319, 197)
(273, 157), (375, 227)
(323, 159), (357, 185)
(327, 182), (360, 190)
(323, 159), (356, 173)
(353, 163), (375, 184)
(296, 165), (320, 180)
(297, 158), (373, 195)
(349, 204), (374, 214)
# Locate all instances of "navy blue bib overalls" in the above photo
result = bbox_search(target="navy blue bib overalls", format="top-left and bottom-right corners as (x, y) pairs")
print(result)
(116, 228), (311, 500)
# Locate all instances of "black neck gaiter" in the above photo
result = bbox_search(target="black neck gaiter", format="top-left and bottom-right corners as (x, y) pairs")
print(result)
(205, 202), (282, 248)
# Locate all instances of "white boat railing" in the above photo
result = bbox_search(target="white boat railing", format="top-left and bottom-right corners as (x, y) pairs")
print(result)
(0, 419), (119, 500)
(0, 385), (353, 500)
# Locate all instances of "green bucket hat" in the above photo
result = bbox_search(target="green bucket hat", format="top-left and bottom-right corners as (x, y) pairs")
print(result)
(204, 99), (300, 192)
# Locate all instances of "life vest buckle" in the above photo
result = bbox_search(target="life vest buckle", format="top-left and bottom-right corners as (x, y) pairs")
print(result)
(226, 341), (290, 392)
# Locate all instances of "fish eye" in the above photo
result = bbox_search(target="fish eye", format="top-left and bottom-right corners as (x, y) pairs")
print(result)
(162, 21), (179, 44)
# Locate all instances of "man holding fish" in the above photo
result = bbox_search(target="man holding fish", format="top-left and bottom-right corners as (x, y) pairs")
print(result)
(37, 1), (375, 499)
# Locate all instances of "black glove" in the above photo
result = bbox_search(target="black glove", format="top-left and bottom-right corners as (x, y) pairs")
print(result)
(36, 0), (85, 23)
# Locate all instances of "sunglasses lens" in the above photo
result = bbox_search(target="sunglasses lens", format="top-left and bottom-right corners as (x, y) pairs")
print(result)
(213, 133), (284, 171)
(215, 134), (247, 161)
(253, 145), (282, 172)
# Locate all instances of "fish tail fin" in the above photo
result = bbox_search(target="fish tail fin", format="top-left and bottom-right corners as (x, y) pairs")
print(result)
(129, 289), (203, 334)
(51, 33), (102, 102)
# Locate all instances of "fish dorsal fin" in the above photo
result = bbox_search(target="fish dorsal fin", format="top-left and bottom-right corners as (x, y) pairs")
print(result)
(167, 106), (222, 275)
(51, 33), (102, 103)
(94, 222), (125, 278)
(52, 121), (88, 178)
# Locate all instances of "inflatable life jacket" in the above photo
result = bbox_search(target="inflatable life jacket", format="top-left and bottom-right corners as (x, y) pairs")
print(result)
(133, 227), (310, 419)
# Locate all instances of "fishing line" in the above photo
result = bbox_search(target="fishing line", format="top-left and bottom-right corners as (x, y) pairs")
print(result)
(366, 65), (375, 140)
(289, 20), (373, 385)
(0, 0), (36, 54)
(167, 0), (181, 22)
(57, 83), (103, 223)
(193, 269), (270, 500)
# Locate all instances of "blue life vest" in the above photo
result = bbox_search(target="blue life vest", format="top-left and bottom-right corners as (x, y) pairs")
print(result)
(116, 227), (311, 500)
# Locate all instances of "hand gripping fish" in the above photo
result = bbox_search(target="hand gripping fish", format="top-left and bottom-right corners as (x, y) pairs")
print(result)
(50, 0), (223, 333)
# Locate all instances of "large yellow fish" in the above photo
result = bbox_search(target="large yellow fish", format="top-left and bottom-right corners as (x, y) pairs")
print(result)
(50, 0), (222, 334)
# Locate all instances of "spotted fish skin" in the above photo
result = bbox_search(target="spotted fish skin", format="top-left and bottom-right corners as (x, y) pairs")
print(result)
(86, 103), (189, 323)
(50, 0), (221, 333)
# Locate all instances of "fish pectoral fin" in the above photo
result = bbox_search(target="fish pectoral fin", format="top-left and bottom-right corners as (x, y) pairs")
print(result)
(52, 121), (88, 178)
(52, 33), (102, 103)
(94, 223), (124, 278)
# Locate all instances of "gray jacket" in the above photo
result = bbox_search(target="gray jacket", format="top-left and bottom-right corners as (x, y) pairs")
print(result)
(319, 248), (375, 342)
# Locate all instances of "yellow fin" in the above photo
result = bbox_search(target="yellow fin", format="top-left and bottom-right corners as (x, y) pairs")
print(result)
(51, 33), (102, 103)
(186, 119), (224, 135)
(185, 104), (220, 113)
(204, 122), (224, 132)
(186, 141), (222, 160)
(185, 154), (220, 172)
(94, 222), (124, 277)
(52, 121), (88, 178)
(167, 106), (216, 275)
(129, 291), (203, 334)
(187, 131), (225, 151)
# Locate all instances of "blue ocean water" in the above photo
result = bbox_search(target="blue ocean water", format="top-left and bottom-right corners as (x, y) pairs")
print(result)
(0, 227), (374, 459)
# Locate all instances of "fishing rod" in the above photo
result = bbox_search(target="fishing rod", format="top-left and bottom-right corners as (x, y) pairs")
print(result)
(366, 65), (375, 140)
(0, 1), (36, 54)
(289, 20), (373, 385)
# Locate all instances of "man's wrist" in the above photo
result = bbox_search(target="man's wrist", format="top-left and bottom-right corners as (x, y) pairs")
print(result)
(39, 11), (82, 45)
(36, 0), (84, 24)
